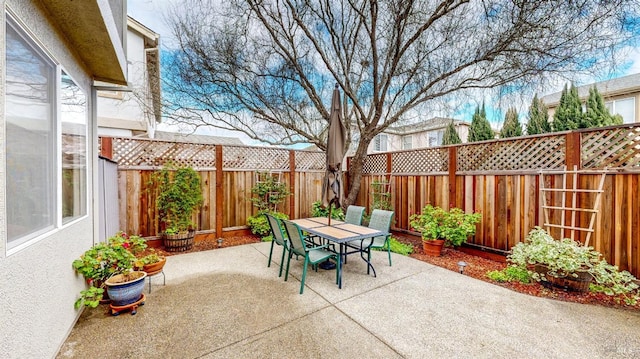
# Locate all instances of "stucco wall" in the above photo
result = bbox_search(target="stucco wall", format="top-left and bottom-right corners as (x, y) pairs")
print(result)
(97, 26), (149, 132)
(1, 1), (97, 358)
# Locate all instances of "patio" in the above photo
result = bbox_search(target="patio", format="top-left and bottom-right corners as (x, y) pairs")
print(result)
(58, 242), (640, 358)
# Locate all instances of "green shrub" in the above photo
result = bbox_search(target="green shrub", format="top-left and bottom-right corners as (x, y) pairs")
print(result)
(247, 211), (288, 240)
(153, 164), (203, 233)
(372, 236), (413, 256)
(487, 266), (531, 283)
(250, 171), (290, 212)
(409, 205), (481, 246)
(508, 227), (639, 302)
(311, 201), (344, 220)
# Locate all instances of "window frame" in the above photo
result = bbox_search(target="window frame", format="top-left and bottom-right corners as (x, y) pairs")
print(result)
(374, 134), (388, 152)
(5, 12), (90, 255)
(605, 97), (636, 124)
(402, 135), (412, 150)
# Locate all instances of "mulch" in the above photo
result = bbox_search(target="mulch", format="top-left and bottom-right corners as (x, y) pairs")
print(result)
(155, 232), (640, 311)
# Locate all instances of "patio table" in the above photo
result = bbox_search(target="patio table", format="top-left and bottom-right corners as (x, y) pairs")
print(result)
(290, 217), (388, 288)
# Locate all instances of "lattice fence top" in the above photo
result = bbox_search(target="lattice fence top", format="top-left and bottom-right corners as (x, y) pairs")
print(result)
(109, 137), (217, 169)
(295, 151), (326, 171)
(392, 148), (448, 173)
(457, 135), (566, 172)
(582, 126), (640, 169)
(362, 153), (388, 174)
(223, 145), (291, 170)
(104, 137), (325, 171)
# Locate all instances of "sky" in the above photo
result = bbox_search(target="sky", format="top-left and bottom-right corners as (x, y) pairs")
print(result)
(128, 0), (640, 133)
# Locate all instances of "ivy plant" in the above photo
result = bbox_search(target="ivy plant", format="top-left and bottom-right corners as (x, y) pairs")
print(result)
(250, 171), (290, 212)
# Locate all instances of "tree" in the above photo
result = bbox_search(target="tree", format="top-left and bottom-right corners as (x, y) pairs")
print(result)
(468, 104), (494, 142)
(442, 121), (462, 145)
(553, 84), (582, 131)
(499, 108), (522, 138)
(583, 86), (622, 128)
(163, 0), (639, 207)
(526, 94), (551, 135)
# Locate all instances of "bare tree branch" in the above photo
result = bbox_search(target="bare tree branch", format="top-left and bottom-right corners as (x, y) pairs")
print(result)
(162, 0), (640, 206)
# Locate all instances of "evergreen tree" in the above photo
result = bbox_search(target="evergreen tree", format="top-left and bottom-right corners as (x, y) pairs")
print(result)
(468, 103), (494, 142)
(499, 107), (522, 138)
(442, 121), (462, 145)
(583, 86), (621, 127)
(526, 94), (551, 135)
(553, 83), (582, 131)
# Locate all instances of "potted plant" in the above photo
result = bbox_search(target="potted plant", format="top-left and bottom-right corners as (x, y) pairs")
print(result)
(108, 231), (167, 275)
(72, 237), (144, 309)
(134, 250), (166, 275)
(153, 164), (203, 251)
(409, 205), (481, 256)
(509, 227), (598, 292)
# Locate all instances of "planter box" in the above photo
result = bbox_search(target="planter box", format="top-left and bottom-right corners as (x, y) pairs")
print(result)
(533, 264), (593, 293)
(162, 230), (195, 252)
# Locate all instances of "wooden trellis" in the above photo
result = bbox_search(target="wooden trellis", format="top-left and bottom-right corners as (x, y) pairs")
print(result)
(539, 166), (607, 246)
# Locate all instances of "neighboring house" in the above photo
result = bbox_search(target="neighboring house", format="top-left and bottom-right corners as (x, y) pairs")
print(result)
(98, 16), (161, 138)
(1, 1), (127, 357)
(368, 117), (470, 154)
(153, 131), (245, 145)
(541, 73), (640, 124)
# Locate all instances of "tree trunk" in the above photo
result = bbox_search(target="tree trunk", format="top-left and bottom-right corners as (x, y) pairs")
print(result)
(345, 143), (367, 209)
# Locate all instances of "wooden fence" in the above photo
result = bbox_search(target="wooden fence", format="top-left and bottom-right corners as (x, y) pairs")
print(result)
(101, 123), (640, 277)
(357, 124), (640, 277)
(99, 137), (326, 238)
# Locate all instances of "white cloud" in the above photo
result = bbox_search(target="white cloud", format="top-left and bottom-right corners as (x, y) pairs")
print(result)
(127, 0), (173, 39)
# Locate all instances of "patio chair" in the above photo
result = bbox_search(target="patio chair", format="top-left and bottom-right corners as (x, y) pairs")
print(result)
(344, 205), (365, 225)
(265, 213), (289, 278)
(282, 220), (340, 294)
(345, 209), (394, 277)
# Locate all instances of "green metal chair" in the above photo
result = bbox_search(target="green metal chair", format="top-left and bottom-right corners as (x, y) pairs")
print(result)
(282, 219), (340, 294)
(344, 205), (365, 225)
(345, 209), (394, 277)
(265, 213), (289, 278)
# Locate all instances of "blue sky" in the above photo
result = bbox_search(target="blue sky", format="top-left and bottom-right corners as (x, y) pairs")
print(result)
(128, 0), (640, 131)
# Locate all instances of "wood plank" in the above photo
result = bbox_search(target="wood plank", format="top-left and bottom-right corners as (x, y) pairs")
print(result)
(614, 175), (624, 267)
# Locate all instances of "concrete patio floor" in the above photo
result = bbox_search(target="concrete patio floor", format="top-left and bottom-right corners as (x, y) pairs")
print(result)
(57, 242), (640, 358)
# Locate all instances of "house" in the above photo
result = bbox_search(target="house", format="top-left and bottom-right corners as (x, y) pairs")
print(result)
(97, 16), (161, 138)
(153, 131), (245, 145)
(541, 73), (640, 124)
(0, 1), (127, 357)
(369, 117), (470, 153)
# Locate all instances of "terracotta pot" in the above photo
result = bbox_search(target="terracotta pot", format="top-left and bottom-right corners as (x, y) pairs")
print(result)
(422, 239), (445, 256)
(142, 256), (166, 275)
(105, 271), (147, 306)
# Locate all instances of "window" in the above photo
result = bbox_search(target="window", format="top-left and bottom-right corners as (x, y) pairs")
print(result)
(374, 134), (388, 152)
(605, 97), (635, 124)
(61, 72), (88, 223)
(5, 15), (88, 251)
(402, 135), (412, 150)
(6, 17), (56, 247)
(428, 130), (444, 147)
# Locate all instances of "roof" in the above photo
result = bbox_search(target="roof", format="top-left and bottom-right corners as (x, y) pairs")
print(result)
(384, 117), (469, 135)
(39, 0), (127, 85)
(153, 131), (244, 146)
(541, 73), (640, 106)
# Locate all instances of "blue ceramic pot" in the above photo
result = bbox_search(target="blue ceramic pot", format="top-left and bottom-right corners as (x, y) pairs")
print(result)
(105, 271), (147, 306)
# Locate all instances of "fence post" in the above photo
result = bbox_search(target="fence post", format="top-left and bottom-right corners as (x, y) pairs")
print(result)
(565, 131), (581, 169)
(100, 136), (113, 159)
(215, 146), (224, 238)
(448, 146), (457, 209)
(289, 150), (296, 218)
